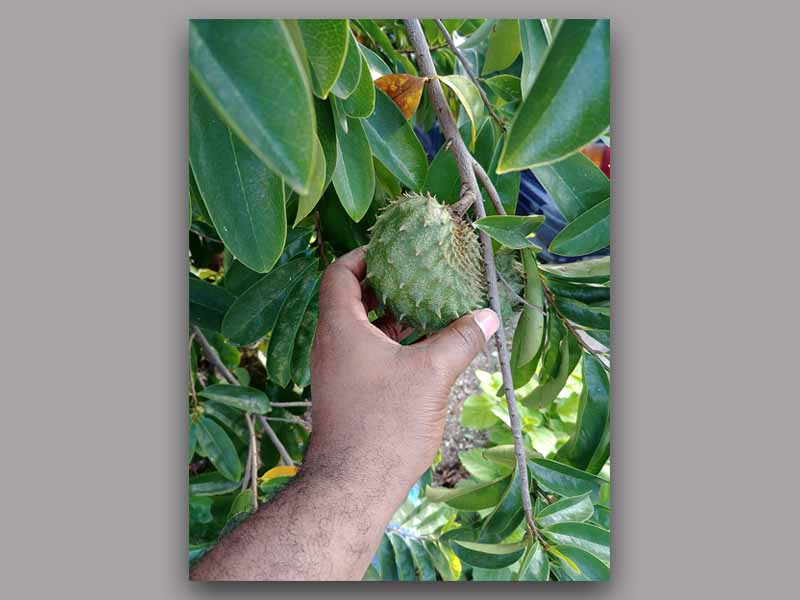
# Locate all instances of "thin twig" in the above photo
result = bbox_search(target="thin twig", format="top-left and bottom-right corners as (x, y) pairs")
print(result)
(244, 413), (259, 510)
(270, 401), (311, 409)
(256, 414), (295, 467)
(541, 285), (611, 367)
(433, 19), (507, 132)
(497, 269), (546, 314)
(188, 333), (199, 408)
(404, 18), (542, 546)
(473, 159), (507, 216)
(191, 325), (238, 385)
(314, 211), (329, 266)
(240, 443), (252, 492)
(267, 415), (311, 431)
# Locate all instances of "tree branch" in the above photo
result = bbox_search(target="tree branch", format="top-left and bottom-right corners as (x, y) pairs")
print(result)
(191, 325), (238, 385)
(404, 18), (542, 545)
(473, 159), (507, 216)
(244, 413), (259, 510)
(257, 414), (295, 467)
(433, 19), (507, 133)
(270, 401), (311, 409)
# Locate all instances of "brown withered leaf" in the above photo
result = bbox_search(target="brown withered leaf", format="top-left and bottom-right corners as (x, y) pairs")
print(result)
(375, 74), (428, 120)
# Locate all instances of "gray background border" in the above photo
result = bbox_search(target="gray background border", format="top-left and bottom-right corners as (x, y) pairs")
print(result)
(1, 0), (797, 597)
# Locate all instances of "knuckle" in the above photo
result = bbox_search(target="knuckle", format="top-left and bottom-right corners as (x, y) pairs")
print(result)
(453, 320), (481, 353)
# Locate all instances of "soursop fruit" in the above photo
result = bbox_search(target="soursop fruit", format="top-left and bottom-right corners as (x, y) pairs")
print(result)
(365, 193), (486, 332)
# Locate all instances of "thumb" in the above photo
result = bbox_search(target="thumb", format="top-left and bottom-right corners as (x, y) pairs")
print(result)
(419, 308), (499, 376)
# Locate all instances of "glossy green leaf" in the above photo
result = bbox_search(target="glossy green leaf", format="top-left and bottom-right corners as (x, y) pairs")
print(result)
(483, 143), (521, 216)
(422, 145), (460, 203)
(406, 538), (437, 581)
(479, 467), (524, 542)
(485, 74), (522, 103)
(518, 250), (545, 366)
(556, 297), (610, 330)
(291, 293), (319, 387)
(556, 354), (611, 470)
(498, 19), (610, 171)
(546, 279), (610, 304)
(201, 401), (248, 442)
(189, 80), (287, 273)
(519, 19), (549, 98)
(482, 20), (521, 75)
(545, 522), (610, 562)
(227, 490), (254, 519)
(189, 277), (235, 332)
(341, 49), (376, 118)
(197, 383), (270, 414)
(221, 257), (316, 345)
(529, 458), (607, 502)
(376, 533), (398, 580)
(188, 418), (198, 458)
(359, 43), (391, 78)
(451, 540), (526, 569)
(481, 444), (540, 469)
(331, 30), (362, 99)
(459, 448), (512, 481)
(195, 415), (241, 481)
(550, 544), (610, 581)
(592, 504), (611, 530)
(511, 314), (540, 389)
(424, 541), (459, 581)
(362, 563), (381, 581)
(314, 98), (337, 188)
(585, 412), (611, 474)
(540, 256), (610, 283)
(550, 198), (610, 256)
(294, 135), (327, 225)
(267, 272), (320, 387)
(459, 19), (496, 49)
(425, 475), (511, 511)
(332, 107), (375, 222)
(387, 532), (416, 581)
(516, 541), (550, 581)
(461, 393), (500, 429)
(536, 492), (594, 527)
(522, 336), (571, 409)
(355, 19), (417, 75)
(297, 19), (349, 99)
(363, 90), (428, 191)
(189, 471), (240, 496)
(189, 495), (214, 526)
(189, 20), (315, 193)
(473, 215), (545, 249)
(533, 151), (610, 222)
(439, 75), (484, 149)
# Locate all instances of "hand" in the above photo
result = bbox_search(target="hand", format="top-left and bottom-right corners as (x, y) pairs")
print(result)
(307, 246), (499, 499)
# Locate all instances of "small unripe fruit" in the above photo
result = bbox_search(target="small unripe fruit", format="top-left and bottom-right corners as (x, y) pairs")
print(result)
(365, 193), (486, 332)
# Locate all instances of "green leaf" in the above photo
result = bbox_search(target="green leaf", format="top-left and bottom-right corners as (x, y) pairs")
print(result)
(227, 490), (254, 519)
(201, 401), (248, 442)
(459, 19), (496, 49)
(376, 533), (398, 580)
(189, 20), (315, 193)
(556, 354), (611, 470)
(189, 80), (287, 273)
(459, 447), (512, 481)
(406, 538), (437, 581)
(267, 272), (320, 387)
(294, 134), (327, 225)
(355, 19), (417, 75)
(485, 74), (522, 103)
(550, 198), (610, 256)
(425, 541), (459, 580)
(532, 151), (610, 222)
(387, 532), (417, 581)
(314, 98), (337, 188)
(332, 106), (375, 222)
(528, 458), (607, 503)
(297, 19), (349, 99)
(555, 297), (610, 330)
(536, 492), (594, 527)
(221, 257), (317, 345)
(359, 43), (392, 78)
(189, 471), (240, 496)
(516, 249), (546, 365)
(479, 467), (524, 542)
(341, 49), (376, 118)
(461, 393), (500, 429)
(540, 256), (610, 283)
(498, 19), (610, 171)
(198, 383), (270, 414)
(195, 415), (241, 481)
(439, 75), (484, 149)
(550, 544), (610, 581)
(362, 563), (381, 581)
(546, 279), (610, 304)
(422, 145), (460, 203)
(545, 522), (610, 563)
(188, 417), (198, 458)
(363, 90), (428, 190)
(291, 293), (319, 387)
(521, 336), (571, 409)
(516, 541), (550, 581)
(189, 277), (235, 332)
(189, 495), (214, 526)
(331, 30), (362, 99)
(482, 20), (521, 75)
(481, 444), (540, 469)
(425, 475), (511, 511)
(592, 504), (611, 530)
(519, 19), (549, 98)
(451, 540), (527, 569)
(473, 215), (545, 249)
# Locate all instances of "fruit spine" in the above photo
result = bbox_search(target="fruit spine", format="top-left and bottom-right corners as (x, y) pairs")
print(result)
(365, 193), (486, 332)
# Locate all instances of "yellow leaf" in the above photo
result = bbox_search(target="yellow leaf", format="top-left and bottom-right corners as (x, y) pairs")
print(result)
(259, 465), (298, 483)
(375, 74), (427, 120)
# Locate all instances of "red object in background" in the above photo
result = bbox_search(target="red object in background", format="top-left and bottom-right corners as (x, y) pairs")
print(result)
(581, 142), (611, 177)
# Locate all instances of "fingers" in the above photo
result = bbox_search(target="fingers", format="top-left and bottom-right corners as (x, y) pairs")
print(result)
(318, 247), (369, 321)
(372, 315), (415, 342)
(416, 309), (499, 376)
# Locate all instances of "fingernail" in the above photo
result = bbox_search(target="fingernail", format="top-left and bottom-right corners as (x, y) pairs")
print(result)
(473, 309), (499, 340)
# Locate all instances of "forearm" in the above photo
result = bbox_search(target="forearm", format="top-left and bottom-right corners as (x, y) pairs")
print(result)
(190, 445), (409, 581)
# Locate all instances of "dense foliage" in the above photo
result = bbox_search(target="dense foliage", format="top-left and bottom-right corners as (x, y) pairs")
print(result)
(188, 18), (610, 581)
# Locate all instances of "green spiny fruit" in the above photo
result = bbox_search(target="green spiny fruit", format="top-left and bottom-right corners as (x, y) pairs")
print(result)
(365, 193), (487, 332)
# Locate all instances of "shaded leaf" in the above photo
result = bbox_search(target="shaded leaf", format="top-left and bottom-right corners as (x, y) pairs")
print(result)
(532, 151), (610, 222)
(519, 19), (549, 98)
(528, 458), (607, 503)
(189, 471), (240, 496)
(451, 540), (526, 569)
(189, 277), (235, 332)
(332, 104), (375, 222)
(479, 467), (524, 543)
(387, 532), (416, 581)
(425, 475), (511, 511)
(482, 20), (521, 75)
(536, 492), (594, 527)
(376, 533), (398, 580)
(341, 48), (376, 118)
(297, 19), (349, 99)
(550, 544), (610, 581)
(291, 292), (319, 387)
(550, 198), (610, 256)
(544, 522), (610, 563)
(330, 30), (362, 99)
(473, 215), (545, 249)
(195, 415), (241, 481)
(198, 383), (270, 414)
(294, 134), (327, 225)
(422, 145), (460, 203)
(516, 541), (550, 581)
(555, 297), (610, 330)
(540, 256), (610, 283)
